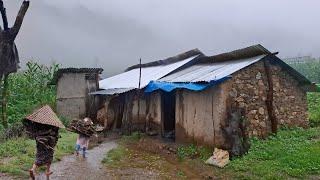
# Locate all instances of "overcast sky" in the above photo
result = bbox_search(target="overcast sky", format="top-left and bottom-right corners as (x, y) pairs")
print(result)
(4, 0), (320, 76)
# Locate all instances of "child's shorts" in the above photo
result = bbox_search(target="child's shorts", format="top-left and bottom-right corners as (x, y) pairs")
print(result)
(75, 144), (81, 152)
(75, 144), (87, 153)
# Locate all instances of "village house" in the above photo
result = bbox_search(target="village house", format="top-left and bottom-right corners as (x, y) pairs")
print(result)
(52, 68), (103, 120)
(93, 44), (313, 150)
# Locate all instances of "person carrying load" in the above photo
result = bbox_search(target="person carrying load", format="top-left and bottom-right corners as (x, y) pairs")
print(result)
(68, 117), (95, 158)
(23, 105), (65, 180)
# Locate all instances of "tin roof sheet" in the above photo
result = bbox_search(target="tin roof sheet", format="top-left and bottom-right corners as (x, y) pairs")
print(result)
(89, 88), (134, 95)
(99, 55), (199, 91)
(160, 55), (265, 83)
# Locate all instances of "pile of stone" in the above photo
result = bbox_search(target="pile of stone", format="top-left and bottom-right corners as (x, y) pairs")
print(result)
(68, 118), (95, 137)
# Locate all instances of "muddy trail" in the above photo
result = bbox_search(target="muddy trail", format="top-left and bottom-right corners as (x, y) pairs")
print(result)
(37, 141), (117, 180)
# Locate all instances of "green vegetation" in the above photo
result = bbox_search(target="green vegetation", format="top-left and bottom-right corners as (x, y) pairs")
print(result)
(7, 62), (58, 125)
(0, 130), (76, 177)
(308, 92), (320, 127)
(227, 127), (320, 179)
(102, 144), (181, 179)
(102, 146), (128, 165)
(102, 132), (143, 166)
(0, 62), (59, 138)
(289, 62), (320, 83)
(176, 170), (186, 178)
(103, 128), (320, 179)
(177, 144), (211, 161)
(0, 62), (76, 178)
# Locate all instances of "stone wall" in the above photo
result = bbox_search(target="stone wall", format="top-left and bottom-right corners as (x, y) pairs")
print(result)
(271, 63), (309, 128)
(228, 59), (309, 138)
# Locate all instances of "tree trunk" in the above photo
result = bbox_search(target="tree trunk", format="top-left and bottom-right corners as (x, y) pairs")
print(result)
(0, 1), (29, 128)
(1, 74), (8, 128)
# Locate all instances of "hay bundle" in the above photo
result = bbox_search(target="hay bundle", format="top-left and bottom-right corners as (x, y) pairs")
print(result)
(68, 118), (95, 137)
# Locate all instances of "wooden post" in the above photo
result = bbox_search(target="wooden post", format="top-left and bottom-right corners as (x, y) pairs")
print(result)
(122, 93), (134, 135)
(263, 58), (277, 134)
(137, 58), (142, 131)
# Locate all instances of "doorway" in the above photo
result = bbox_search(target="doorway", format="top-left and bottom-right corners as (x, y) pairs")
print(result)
(161, 91), (176, 139)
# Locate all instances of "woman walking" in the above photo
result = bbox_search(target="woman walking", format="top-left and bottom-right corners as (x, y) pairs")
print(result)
(23, 105), (65, 180)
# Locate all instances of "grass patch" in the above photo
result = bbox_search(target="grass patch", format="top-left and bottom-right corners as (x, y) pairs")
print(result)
(0, 130), (77, 177)
(308, 92), (320, 127)
(228, 127), (320, 179)
(103, 128), (320, 179)
(102, 146), (128, 165)
(177, 144), (211, 161)
(177, 170), (187, 178)
(120, 131), (143, 143)
(102, 144), (183, 179)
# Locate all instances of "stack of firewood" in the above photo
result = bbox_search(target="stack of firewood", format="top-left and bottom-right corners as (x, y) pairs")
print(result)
(68, 118), (95, 137)
(23, 120), (59, 149)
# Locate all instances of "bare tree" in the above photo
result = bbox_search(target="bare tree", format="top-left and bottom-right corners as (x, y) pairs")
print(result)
(0, 0), (29, 78)
(0, 0), (29, 128)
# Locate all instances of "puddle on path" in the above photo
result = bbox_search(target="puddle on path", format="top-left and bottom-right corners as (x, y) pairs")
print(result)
(36, 141), (117, 180)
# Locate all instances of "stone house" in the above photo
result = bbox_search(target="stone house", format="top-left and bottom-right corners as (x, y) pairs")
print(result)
(52, 68), (103, 120)
(94, 45), (313, 149)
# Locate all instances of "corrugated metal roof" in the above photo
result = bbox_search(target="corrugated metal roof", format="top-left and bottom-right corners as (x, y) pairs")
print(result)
(160, 55), (265, 83)
(99, 55), (199, 92)
(89, 88), (134, 95)
(126, 49), (203, 71)
(198, 44), (271, 63)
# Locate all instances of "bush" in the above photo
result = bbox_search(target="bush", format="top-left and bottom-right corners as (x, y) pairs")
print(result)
(0, 123), (24, 141)
(289, 62), (320, 83)
(0, 62), (59, 129)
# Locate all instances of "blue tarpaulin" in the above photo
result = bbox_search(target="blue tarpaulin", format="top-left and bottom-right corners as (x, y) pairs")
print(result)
(144, 77), (231, 93)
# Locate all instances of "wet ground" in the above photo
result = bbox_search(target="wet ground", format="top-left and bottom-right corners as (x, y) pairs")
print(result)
(0, 135), (217, 180)
(37, 141), (117, 180)
(103, 137), (218, 179)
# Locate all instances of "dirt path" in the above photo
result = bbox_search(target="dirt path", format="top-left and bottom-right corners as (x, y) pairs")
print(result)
(37, 141), (117, 180)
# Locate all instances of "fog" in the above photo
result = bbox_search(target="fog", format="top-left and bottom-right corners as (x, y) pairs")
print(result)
(4, 0), (320, 76)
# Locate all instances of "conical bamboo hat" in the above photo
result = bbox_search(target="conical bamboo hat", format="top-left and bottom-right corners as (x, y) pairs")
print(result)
(25, 105), (65, 128)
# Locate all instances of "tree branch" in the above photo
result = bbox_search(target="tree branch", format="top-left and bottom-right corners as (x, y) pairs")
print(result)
(0, 0), (8, 31)
(11, 0), (29, 38)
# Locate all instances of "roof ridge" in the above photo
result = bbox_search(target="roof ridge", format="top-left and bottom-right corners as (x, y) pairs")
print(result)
(125, 48), (204, 71)
(198, 44), (271, 63)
